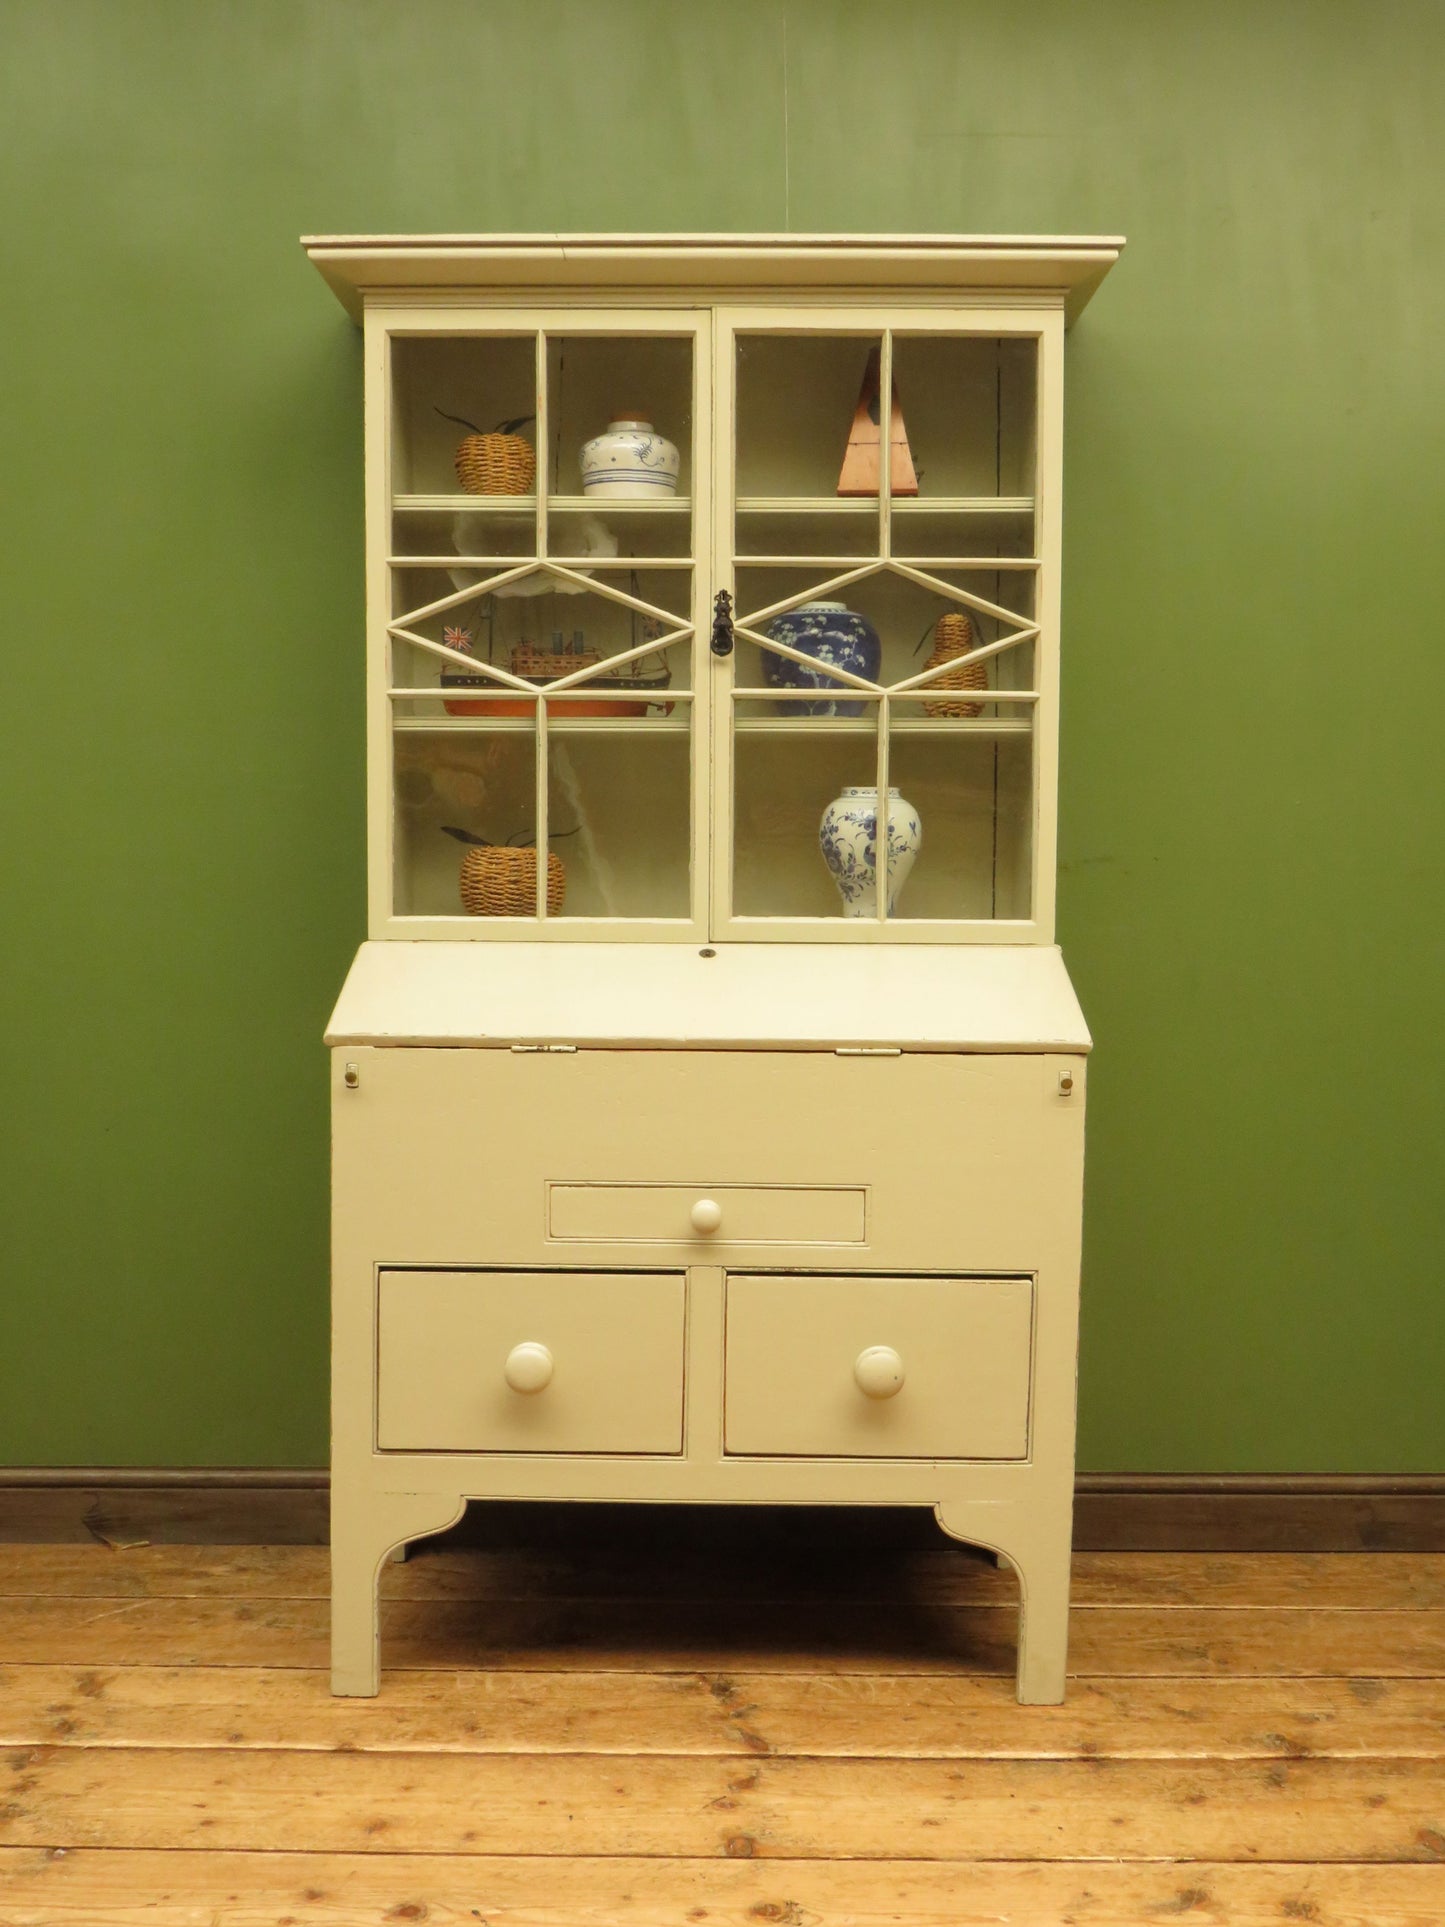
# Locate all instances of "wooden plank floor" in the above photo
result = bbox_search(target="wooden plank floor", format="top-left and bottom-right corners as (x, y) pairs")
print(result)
(0, 1543), (1442, 1923)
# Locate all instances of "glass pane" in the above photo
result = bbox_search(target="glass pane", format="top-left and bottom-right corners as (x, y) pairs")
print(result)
(547, 331), (697, 497)
(890, 503), (1036, 562)
(548, 501), (693, 561)
(550, 733), (692, 919)
(886, 726), (1035, 922)
(394, 727), (538, 919)
(888, 334), (1037, 559)
(734, 503), (880, 561)
(545, 334), (694, 561)
(391, 500), (536, 561)
(732, 718), (883, 919)
(391, 334), (538, 502)
(734, 333), (883, 558)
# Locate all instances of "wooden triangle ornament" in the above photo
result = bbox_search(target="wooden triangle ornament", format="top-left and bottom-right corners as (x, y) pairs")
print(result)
(837, 347), (918, 497)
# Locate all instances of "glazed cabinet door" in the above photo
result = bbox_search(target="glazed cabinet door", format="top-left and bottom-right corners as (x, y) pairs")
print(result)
(710, 306), (1062, 943)
(368, 305), (713, 939)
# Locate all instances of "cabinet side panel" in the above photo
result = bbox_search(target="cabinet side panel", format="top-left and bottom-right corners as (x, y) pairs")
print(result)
(364, 308), (395, 936)
(1031, 310), (1065, 942)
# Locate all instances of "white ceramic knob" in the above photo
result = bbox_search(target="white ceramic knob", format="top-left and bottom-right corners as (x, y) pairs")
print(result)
(853, 1345), (905, 1399)
(503, 1341), (554, 1394)
(690, 1197), (723, 1235)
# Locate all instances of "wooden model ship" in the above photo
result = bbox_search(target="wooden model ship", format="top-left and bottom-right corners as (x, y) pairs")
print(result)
(442, 632), (673, 718)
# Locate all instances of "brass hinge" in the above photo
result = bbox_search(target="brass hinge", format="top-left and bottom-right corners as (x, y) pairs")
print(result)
(510, 1043), (578, 1054)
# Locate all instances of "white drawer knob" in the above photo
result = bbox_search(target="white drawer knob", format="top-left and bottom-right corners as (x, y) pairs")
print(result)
(853, 1345), (905, 1399)
(503, 1341), (554, 1394)
(690, 1197), (723, 1235)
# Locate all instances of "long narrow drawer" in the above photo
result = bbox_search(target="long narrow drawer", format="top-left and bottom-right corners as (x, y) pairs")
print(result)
(548, 1182), (866, 1245)
(377, 1269), (685, 1454)
(724, 1273), (1033, 1459)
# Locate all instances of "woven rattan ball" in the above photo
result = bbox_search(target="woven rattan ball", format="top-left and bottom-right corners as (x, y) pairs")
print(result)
(923, 611), (988, 717)
(459, 846), (565, 916)
(454, 433), (536, 496)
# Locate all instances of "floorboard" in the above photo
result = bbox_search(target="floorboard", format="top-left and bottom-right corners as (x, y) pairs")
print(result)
(2, 1850), (1444, 1926)
(1, 1665), (1443, 1758)
(6, 1745), (1445, 1859)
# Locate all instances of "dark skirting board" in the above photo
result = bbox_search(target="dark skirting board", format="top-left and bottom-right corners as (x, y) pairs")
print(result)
(2, 1470), (1442, 1550)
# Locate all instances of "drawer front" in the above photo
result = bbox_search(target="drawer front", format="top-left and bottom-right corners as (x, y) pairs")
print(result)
(548, 1182), (866, 1246)
(377, 1270), (685, 1454)
(724, 1274), (1033, 1459)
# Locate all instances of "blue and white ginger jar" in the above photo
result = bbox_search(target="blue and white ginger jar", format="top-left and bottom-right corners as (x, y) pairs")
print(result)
(580, 418), (680, 499)
(762, 600), (881, 717)
(819, 785), (922, 918)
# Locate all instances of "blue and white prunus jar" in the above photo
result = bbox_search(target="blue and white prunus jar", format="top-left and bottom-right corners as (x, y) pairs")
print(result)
(579, 418), (680, 498)
(819, 785), (922, 918)
(762, 600), (881, 717)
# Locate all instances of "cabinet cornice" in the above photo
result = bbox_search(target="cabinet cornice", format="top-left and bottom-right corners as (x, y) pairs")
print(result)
(303, 233), (1124, 326)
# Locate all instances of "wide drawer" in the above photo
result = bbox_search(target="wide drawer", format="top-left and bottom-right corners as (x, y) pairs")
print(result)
(724, 1273), (1033, 1459)
(548, 1182), (866, 1245)
(377, 1269), (685, 1454)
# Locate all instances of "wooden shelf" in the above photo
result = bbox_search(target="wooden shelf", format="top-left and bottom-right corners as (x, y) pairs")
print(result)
(736, 714), (1033, 736)
(392, 713), (1029, 738)
(394, 495), (692, 517)
(735, 496), (1033, 516)
(393, 714), (689, 735)
(396, 495), (1022, 520)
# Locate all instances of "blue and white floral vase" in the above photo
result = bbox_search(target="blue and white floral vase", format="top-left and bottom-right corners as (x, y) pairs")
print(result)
(580, 418), (680, 498)
(762, 600), (881, 717)
(819, 786), (922, 918)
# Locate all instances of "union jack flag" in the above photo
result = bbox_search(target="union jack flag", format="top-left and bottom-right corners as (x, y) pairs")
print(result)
(443, 625), (473, 654)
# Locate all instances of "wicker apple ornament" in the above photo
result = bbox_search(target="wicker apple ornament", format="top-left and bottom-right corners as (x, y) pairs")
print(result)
(442, 825), (566, 916)
(435, 408), (537, 495)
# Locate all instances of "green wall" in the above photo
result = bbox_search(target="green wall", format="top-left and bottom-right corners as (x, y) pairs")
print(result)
(2, 0), (1441, 1470)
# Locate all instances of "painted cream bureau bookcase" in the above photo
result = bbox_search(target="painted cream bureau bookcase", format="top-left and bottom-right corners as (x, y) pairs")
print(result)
(307, 233), (1121, 1702)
